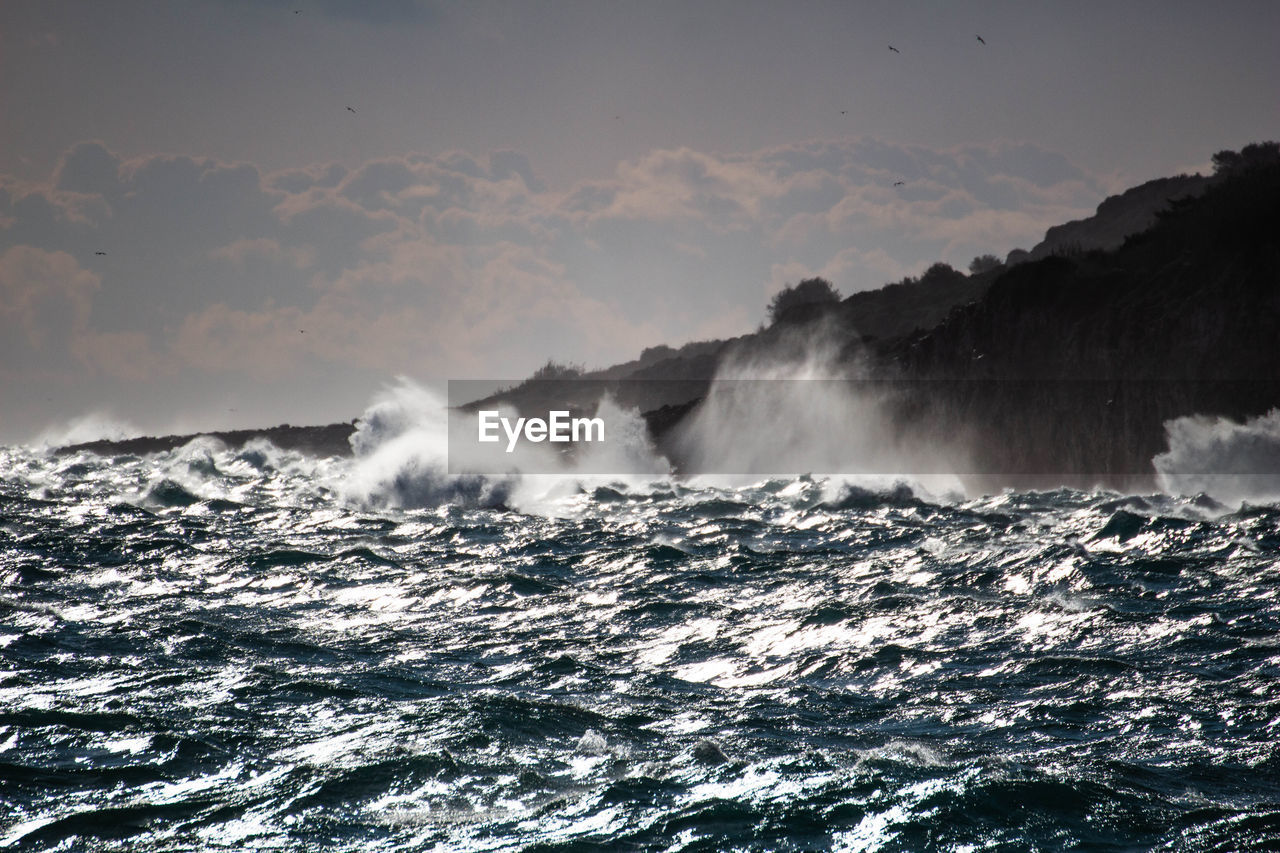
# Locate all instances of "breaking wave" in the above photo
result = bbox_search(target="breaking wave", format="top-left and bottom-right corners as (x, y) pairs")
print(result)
(1154, 408), (1280, 505)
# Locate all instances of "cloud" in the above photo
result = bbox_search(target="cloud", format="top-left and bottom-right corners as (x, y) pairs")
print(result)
(53, 141), (122, 199)
(265, 163), (348, 195)
(208, 237), (314, 270)
(566, 136), (1097, 240)
(554, 136), (1102, 297)
(0, 246), (169, 383)
(0, 246), (98, 349)
(567, 146), (778, 229)
(171, 303), (309, 379)
(70, 330), (172, 382)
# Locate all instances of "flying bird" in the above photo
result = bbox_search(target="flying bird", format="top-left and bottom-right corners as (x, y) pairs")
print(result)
(94, 251), (107, 255)
(346, 106), (356, 114)
(893, 180), (905, 187)
(888, 45), (900, 53)
(976, 35), (986, 45)
(840, 110), (847, 114)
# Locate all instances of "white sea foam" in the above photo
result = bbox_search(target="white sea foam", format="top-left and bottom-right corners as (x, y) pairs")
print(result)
(339, 377), (669, 513)
(1153, 409), (1280, 505)
(340, 378), (512, 509)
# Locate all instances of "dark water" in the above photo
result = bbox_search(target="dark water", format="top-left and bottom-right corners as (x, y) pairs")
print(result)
(2, 437), (1279, 851)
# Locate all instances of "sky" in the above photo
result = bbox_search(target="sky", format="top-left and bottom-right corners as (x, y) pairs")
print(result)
(1, 0), (1278, 444)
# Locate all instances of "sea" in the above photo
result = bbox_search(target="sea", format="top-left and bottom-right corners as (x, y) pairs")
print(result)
(2, 382), (1279, 851)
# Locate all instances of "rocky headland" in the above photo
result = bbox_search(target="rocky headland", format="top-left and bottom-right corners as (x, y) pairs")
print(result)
(64, 144), (1280, 491)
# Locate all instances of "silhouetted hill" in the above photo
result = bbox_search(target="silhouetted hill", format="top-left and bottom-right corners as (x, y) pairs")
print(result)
(774, 174), (1216, 343)
(60, 422), (357, 458)
(879, 146), (1280, 488)
(1017, 173), (1212, 263)
(893, 152), (1279, 381)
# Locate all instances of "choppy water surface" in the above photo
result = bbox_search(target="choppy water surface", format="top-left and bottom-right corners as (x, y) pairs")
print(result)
(2, 438), (1279, 852)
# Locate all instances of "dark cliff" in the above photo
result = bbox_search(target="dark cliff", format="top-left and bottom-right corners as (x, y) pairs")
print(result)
(878, 151), (1280, 488)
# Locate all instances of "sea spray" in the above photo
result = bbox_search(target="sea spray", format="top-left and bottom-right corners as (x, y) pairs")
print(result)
(342, 378), (667, 512)
(33, 411), (139, 449)
(342, 378), (515, 509)
(669, 321), (970, 498)
(1153, 407), (1280, 504)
